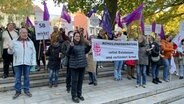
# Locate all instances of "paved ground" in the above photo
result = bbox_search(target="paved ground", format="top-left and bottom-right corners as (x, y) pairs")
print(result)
(0, 73), (182, 104)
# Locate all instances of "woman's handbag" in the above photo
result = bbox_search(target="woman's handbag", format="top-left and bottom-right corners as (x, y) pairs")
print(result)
(151, 56), (160, 62)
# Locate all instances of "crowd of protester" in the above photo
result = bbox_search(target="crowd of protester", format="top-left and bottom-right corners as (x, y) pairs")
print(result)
(0, 22), (184, 103)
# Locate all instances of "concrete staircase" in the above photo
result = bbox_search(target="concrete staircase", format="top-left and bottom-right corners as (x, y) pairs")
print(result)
(0, 62), (115, 92)
(1, 62), (184, 104)
(102, 75), (184, 104)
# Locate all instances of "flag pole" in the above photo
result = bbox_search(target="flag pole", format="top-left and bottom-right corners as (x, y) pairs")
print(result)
(43, 35), (46, 71)
(38, 40), (41, 60)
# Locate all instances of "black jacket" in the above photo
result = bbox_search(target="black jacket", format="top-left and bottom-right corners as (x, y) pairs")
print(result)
(46, 42), (62, 70)
(68, 43), (91, 69)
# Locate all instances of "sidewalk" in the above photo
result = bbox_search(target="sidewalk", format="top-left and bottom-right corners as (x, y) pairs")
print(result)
(0, 74), (183, 104)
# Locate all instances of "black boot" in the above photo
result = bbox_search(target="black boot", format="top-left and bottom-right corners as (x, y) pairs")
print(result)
(156, 78), (162, 83)
(152, 79), (158, 84)
(179, 76), (184, 79)
(72, 97), (80, 103)
(66, 88), (70, 93)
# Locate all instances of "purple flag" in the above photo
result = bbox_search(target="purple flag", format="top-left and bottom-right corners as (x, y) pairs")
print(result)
(26, 17), (33, 27)
(160, 25), (165, 39)
(43, 1), (50, 21)
(115, 11), (123, 28)
(100, 6), (113, 39)
(140, 18), (144, 34)
(122, 3), (144, 25)
(61, 5), (71, 23)
(152, 21), (156, 32)
(86, 8), (96, 18)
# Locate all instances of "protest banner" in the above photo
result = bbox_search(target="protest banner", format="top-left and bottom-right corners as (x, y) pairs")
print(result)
(155, 24), (161, 34)
(92, 39), (138, 61)
(144, 25), (152, 35)
(35, 21), (50, 40)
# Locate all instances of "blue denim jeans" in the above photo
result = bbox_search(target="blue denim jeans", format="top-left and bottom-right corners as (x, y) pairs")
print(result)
(14, 65), (31, 93)
(49, 69), (59, 84)
(114, 61), (123, 80)
(137, 65), (146, 85)
(179, 65), (184, 77)
(162, 58), (171, 81)
(151, 63), (160, 79)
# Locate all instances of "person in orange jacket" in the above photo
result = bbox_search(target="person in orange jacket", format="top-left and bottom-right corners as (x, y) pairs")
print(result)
(161, 35), (174, 82)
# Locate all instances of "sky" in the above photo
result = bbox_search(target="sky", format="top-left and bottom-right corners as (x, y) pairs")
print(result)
(32, 0), (63, 15)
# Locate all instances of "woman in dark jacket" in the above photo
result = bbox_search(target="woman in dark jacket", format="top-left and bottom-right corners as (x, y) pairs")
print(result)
(150, 35), (163, 84)
(46, 32), (66, 88)
(68, 31), (91, 103)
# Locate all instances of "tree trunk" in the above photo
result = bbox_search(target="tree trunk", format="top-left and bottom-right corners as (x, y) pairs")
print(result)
(105, 0), (118, 30)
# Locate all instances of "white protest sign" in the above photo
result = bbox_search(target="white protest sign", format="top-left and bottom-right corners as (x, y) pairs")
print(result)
(172, 33), (184, 46)
(179, 21), (184, 34)
(144, 25), (152, 35)
(62, 21), (73, 34)
(90, 15), (99, 26)
(155, 24), (161, 34)
(35, 21), (50, 40)
(92, 39), (138, 61)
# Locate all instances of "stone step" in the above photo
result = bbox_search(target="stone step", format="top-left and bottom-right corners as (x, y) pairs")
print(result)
(0, 62), (114, 77)
(0, 68), (114, 84)
(124, 87), (184, 104)
(98, 76), (184, 104)
(0, 70), (114, 92)
(0, 69), (46, 77)
(169, 98), (184, 104)
(0, 74), (182, 104)
(0, 61), (114, 72)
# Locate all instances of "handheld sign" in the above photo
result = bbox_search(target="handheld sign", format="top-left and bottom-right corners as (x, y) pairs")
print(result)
(35, 21), (50, 40)
(90, 15), (99, 26)
(144, 25), (152, 35)
(155, 24), (161, 34)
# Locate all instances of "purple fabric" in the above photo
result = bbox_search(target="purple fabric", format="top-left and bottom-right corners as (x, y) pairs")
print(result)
(100, 6), (113, 39)
(61, 5), (71, 23)
(26, 17), (33, 27)
(140, 18), (144, 34)
(115, 11), (123, 28)
(152, 21), (156, 32)
(86, 8), (96, 18)
(122, 3), (144, 25)
(160, 25), (165, 39)
(43, 1), (50, 21)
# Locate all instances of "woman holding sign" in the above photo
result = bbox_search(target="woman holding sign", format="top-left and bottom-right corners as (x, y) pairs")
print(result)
(113, 32), (123, 81)
(68, 31), (91, 103)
